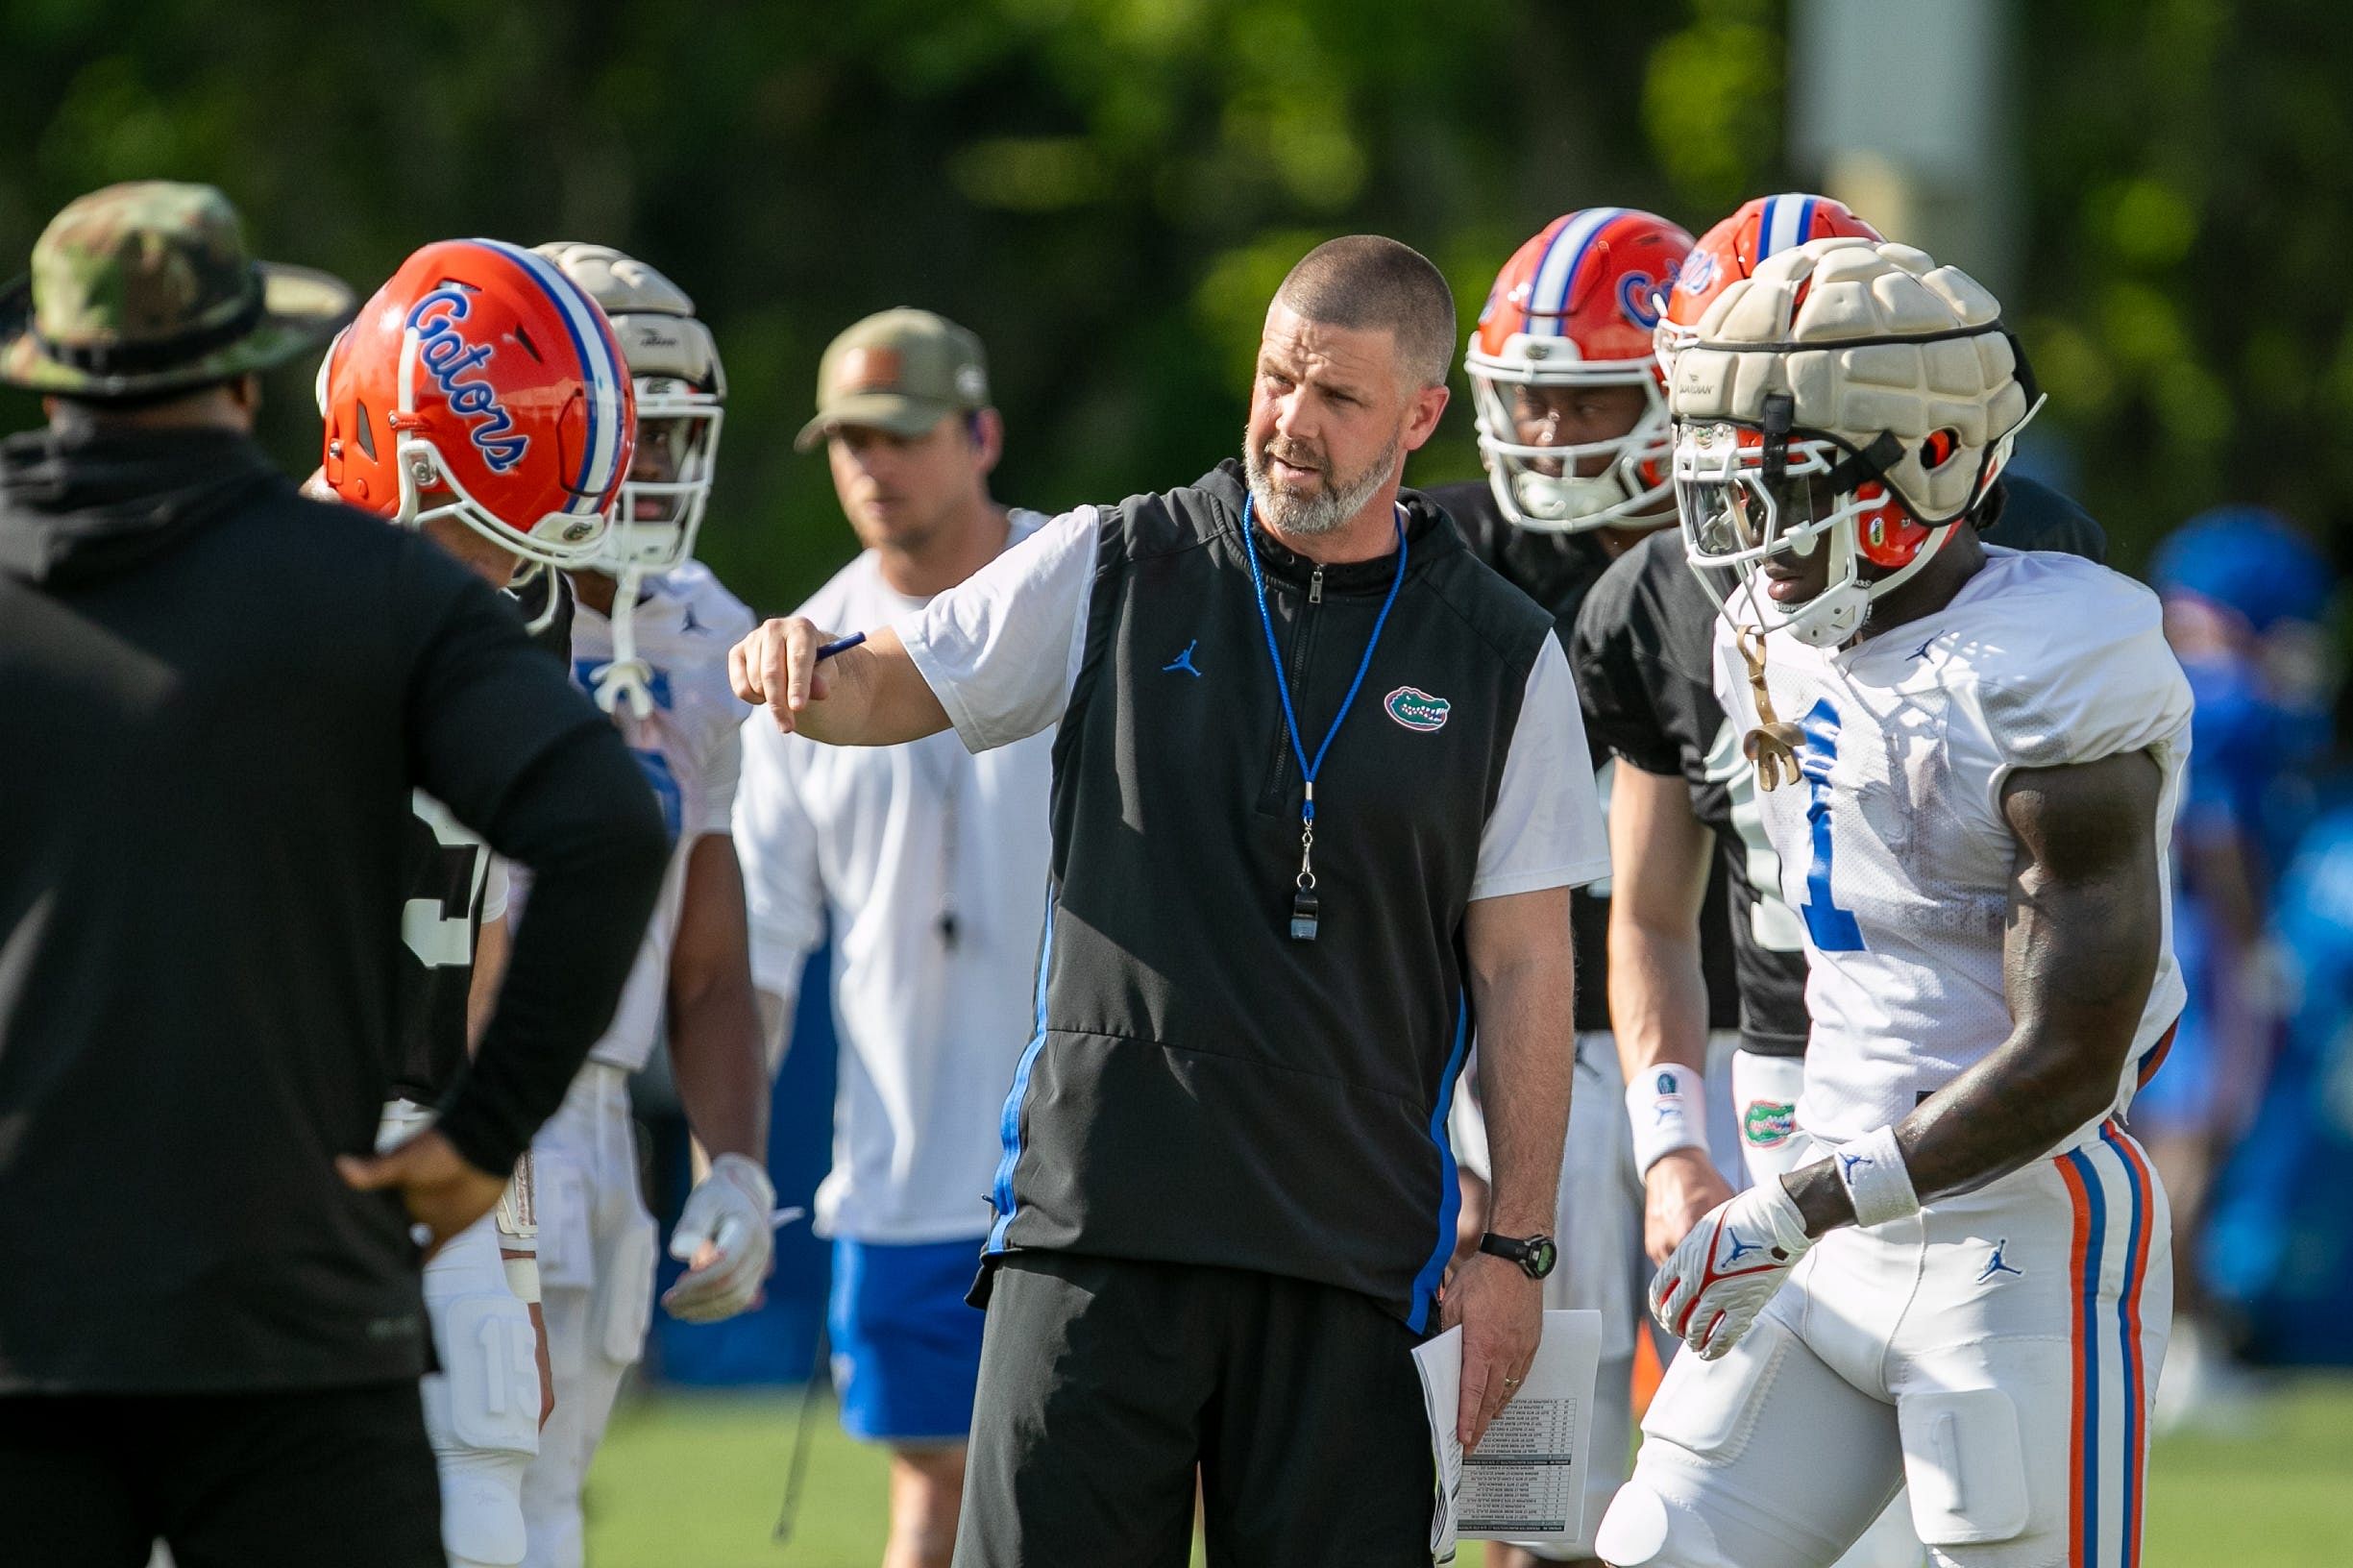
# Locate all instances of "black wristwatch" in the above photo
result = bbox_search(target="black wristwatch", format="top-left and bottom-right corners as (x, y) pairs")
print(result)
(1479, 1231), (1557, 1280)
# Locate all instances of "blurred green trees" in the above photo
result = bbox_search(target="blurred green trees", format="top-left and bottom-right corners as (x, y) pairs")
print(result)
(0, 0), (2331, 613)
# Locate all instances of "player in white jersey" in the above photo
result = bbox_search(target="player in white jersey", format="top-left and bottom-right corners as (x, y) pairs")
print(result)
(1596, 239), (2192, 1568)
(1434, 206), (1753, 1568)
(317, 237), (643, 1568)
(733, 308), (1052, 1568)
(514, 245), (774, 1568)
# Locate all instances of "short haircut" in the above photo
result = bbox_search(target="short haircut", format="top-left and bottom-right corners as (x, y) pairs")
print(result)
(1272, 235), (1456, 390)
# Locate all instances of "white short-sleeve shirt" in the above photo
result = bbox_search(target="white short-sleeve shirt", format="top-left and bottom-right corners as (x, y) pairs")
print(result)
(894, 505), (1608, 899)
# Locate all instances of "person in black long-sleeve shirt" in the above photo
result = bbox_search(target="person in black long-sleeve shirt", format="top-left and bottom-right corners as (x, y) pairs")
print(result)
(0, 184), (669, 1568)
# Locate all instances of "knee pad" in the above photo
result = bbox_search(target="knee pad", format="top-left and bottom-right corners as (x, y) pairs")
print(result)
(422, 1289), (541, 1461)
(1598, 1469), (1860, 1568)
(1595, 1476), (1733, 1568)
(1610, 1313), (1904, 1568)
(437, 1443), (530, 1568)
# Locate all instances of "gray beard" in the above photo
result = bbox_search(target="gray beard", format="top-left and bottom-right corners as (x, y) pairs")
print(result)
(1242, 429), (1402, 538)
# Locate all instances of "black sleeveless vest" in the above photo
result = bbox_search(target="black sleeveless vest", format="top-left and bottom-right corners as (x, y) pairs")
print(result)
(986, 460), (1555, 1330)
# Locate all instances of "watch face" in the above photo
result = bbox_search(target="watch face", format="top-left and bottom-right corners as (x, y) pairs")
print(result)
(1529, 1237), (1558, 1279)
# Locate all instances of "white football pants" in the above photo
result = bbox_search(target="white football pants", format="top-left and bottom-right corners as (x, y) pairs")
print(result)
(380, 1100), (542, 1568)
(518, 1065), (658, 1568)
(1600, 1115), (2169, 1568)
(1730, 1050), (1925, 1568)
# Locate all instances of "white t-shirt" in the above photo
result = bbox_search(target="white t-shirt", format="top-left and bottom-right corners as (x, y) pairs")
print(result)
(894, 504), (1608, 899)
(1711, 547), (2194, 1147)
(513, 560), (755, 1072)
(735, 511), (1058, 1244)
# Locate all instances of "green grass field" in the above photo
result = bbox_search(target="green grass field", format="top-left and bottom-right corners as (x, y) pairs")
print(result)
(585, 1376), (2353, 1567)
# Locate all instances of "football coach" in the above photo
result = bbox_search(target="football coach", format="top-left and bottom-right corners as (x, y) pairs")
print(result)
(0, 184), (669, 1568)
(733, 235), (1607, 1565)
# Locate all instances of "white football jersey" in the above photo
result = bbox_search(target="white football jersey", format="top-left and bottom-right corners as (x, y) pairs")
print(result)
(516, 560), (755, 1072)
(1711, 547), (2193, 1149)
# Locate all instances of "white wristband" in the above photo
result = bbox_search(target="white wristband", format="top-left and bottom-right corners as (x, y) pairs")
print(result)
(1834, 1125), (1922, 1228)
(1626, 1063), (1708, 1177)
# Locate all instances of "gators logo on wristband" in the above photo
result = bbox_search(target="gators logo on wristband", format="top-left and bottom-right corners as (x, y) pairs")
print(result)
(1742, 1099), (1796, 1147)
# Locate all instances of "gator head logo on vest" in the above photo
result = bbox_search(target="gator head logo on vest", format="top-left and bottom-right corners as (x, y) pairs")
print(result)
(1384, 686), (1450, 733)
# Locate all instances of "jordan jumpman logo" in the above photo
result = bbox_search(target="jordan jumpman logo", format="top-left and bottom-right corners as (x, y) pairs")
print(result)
(1975, 1238), (2025, 1283)
(1164, 639), (1203, 677)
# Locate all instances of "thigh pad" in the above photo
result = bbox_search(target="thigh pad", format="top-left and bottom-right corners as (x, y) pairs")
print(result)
(1898, 1387), (2030, 1548)
(423, 1291), (540, 1459)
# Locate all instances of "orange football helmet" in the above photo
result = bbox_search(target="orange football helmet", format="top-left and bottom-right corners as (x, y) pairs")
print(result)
(1465, 208), (1694, 531)
(318, 238), (634, 570)
(1655, 193), (1883, 370)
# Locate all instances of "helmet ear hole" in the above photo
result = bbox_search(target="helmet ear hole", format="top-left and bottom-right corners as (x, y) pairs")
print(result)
(354, 400), (378, 462)
(1923, 428), (1960, 469)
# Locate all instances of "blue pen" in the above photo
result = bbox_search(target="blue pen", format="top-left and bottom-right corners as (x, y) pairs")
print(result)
(817, 631), (867, 661)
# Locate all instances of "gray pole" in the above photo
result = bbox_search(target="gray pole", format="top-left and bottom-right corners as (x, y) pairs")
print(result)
(1788, 0), (2021, 295)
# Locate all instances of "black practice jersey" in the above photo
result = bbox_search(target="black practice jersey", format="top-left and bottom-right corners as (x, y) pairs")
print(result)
(1421, 478), (1742, 1036)
(1572, 476), (2110, 1057)
(388, 570), (575, 1102)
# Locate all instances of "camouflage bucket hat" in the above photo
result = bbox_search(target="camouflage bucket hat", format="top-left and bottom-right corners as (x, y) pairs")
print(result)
(0, 180), (355, 400)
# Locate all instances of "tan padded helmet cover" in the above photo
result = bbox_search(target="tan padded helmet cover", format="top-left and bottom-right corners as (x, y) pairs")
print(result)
(1666, 237), (2028, 522)
(533, 241), (723, 393)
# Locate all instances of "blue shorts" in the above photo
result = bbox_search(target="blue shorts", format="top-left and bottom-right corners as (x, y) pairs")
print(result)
(828, 1236), (987, 1446)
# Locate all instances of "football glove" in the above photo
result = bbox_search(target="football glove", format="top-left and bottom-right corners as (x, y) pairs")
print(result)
(661, 1154), (778, 1323)
(1650, 1177), (1814, 1359)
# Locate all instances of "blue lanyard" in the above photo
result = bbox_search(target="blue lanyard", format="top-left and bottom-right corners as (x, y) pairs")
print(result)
(1242, 494), (1409, 938)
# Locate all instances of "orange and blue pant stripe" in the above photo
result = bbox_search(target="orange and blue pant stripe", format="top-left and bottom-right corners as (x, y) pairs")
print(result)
(2056, 1118), (2161, 1568)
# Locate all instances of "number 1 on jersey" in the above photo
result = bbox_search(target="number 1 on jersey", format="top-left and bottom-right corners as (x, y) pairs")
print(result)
(1796, 698), (1865, 952)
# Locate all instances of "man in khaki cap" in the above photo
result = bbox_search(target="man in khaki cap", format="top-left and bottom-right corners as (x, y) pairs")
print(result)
(0, 184), (672, 1568)
(737, 307), (1055, 1568)
(792, 307), (992, 453)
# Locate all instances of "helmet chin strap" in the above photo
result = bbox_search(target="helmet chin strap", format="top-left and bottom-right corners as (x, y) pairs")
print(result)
(1769, 512), (1957, 651)
(1514, 469), (1630, 528)
(1733, 487), (1959, 788)
(1751, 424), (1928, 649)
(591, 563), (656, 719)
(1852, 515), (1956, 630)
